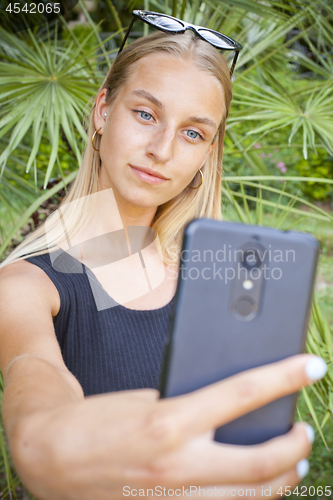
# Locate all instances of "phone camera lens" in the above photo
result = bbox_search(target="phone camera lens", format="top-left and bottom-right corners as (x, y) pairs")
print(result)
(232, 296), (258, 322)
(242, 249), (261, 270)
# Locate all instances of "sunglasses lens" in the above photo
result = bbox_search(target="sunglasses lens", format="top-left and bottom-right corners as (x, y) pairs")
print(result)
(143, 13), (184, 31)
(198, 29), (235, 49)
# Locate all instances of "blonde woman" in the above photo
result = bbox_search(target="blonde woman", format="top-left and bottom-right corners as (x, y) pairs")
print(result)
(0, 11), (326, 499)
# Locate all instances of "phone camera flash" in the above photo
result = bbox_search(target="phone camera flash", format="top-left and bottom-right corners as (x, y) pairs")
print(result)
(243, 279), (253, 290)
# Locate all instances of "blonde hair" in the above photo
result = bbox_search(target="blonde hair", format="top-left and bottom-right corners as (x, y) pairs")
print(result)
(1, 29), (233, 269)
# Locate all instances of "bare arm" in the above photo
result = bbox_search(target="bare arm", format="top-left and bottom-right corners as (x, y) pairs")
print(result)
(0, 262), (84, 436)
(0, 261), (324, 500)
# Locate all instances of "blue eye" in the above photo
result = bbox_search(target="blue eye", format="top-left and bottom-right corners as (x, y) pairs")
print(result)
(134, 110), (153, 121)
(187, 130), (199, 139)
(133, 110), (204, 142)
(186, 130), (204, 141)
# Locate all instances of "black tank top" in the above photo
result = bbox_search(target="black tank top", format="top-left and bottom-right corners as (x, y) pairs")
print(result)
(25, 252), (175, 396)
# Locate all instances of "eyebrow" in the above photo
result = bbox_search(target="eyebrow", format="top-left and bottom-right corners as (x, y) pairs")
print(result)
(131, 89), (218, 130)
(188, 115), (217, 130)
(131, 89), (164, 109)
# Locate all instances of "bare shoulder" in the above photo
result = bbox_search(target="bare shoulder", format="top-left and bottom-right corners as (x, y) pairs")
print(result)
(0, 258), (60, 318)
(0, 258), (67, 381)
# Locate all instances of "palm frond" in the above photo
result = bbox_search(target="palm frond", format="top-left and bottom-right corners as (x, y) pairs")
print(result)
(0, 24), (100, 188)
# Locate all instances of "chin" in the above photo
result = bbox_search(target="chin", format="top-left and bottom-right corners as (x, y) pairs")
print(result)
(125, 191), (161, 209)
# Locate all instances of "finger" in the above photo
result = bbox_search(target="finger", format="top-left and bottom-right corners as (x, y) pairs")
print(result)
(160, 354), (326, 440)
(182, 465), (305, 499)
(151, 422), (311, 486)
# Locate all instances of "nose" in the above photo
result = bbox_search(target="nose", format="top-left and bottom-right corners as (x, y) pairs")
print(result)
(145, 125), (175, 164)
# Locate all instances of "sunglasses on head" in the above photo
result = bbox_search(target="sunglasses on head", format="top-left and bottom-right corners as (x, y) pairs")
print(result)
(118, 10), (243, 78)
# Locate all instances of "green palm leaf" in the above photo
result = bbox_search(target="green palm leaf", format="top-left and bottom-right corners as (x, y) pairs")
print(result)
(0, 25), (99, 188)
(231, 78), (333, 158)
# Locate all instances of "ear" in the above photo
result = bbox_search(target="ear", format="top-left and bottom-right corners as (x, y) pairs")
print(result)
(94, 88), (109, 133)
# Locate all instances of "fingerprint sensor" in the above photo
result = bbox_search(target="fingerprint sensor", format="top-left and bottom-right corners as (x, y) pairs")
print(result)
(232, 296), (258, 322)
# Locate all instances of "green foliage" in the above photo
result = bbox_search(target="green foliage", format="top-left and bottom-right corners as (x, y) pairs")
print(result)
(61, 22), (95, 44)
(294, 152), (333, 201)
(0, 5), (112, 189)
(291, 392), (333, 496)
(0, 170), (77, 258)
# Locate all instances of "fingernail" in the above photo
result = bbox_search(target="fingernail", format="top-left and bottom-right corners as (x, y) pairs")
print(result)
(305, 357), (327, 381)
(305, 424), (315, 444)
(297, 459), (309, 479)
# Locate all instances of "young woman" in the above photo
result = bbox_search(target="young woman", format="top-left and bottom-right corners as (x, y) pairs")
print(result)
(0, 12), (326, 499)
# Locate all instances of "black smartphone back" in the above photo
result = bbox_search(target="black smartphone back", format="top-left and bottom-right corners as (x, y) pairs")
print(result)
(160, 219), (319, 445)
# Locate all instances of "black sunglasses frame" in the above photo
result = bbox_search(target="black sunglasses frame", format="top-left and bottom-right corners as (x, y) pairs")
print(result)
(118, 10), (242, 77)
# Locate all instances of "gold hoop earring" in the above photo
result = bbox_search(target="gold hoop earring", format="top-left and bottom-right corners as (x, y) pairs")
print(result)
(92, 127), (102, 152)
(187, 168), (204, 190)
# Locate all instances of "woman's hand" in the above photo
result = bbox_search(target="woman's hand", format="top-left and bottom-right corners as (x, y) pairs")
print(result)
(12, 354), (324, 500)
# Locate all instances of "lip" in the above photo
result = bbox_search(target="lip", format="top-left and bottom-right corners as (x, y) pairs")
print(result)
(130, 165), (169, 185)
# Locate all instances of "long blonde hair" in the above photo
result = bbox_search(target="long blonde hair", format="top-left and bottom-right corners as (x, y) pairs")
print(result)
(1, 29), (233, 269)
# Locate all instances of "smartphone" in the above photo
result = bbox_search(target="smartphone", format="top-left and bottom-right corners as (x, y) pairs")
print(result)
(160, 219), (319, 445)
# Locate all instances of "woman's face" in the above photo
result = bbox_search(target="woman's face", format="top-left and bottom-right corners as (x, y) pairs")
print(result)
(95, 53), (225, 211)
